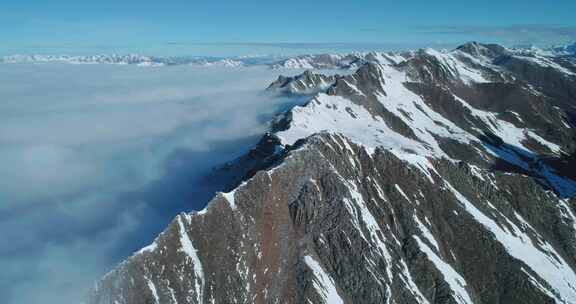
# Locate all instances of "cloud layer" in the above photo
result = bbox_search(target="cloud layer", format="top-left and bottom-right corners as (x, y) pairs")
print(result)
(0, 63), (305, 303)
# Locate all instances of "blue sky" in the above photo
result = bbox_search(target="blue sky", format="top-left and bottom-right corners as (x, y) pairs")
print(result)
(2, 0), (576, 55)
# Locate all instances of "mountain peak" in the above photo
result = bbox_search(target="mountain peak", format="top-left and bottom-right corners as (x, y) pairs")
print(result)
(455, 41), (508, 59)
(88, 43), (576, 304)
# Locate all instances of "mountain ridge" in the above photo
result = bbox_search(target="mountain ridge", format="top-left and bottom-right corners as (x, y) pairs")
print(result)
(88, 42), (576, 304)
(3, 41), (575, 68)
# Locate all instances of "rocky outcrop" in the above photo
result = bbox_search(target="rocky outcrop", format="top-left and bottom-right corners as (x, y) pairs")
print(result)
(267, 70), (337, 95)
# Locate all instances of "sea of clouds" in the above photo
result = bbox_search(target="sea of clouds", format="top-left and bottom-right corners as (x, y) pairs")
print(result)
(0, 63), (306, 303)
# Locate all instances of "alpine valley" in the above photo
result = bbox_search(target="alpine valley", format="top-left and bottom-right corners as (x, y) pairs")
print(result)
(87, 42), (576, 304)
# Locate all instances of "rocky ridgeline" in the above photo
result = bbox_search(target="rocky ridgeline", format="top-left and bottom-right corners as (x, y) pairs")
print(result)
(89, 42), (576, 304)
(267, 70), (338, 95)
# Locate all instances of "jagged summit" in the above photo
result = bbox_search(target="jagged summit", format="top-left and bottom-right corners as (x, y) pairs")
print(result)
(455, 41), (508, 58)
(89, 42), (576, 304)
(267, 70), (337, 95)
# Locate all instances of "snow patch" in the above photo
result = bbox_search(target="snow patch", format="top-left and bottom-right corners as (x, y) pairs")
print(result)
(177, 216), (204, 303)
(304, 255), (344, 304)
(145, 276), (160, 304)
(445, 182), (576, 302)
(137, 241), (158, 254)
(414, 236), (473, 304)
(413, 214), (440, 252)
(222, 190), (237, 210)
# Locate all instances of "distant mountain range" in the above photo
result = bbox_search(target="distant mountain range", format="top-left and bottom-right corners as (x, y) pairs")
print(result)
(0, 54), (246, 67)
(3, 42), (575, 69)
(85, 41), (576, 304)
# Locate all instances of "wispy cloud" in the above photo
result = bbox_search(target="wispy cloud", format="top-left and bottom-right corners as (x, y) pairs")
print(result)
(0, 64), (306, 304)
(162, 41), (458, 53)
(415, 24), (576, 45)
(166, 41), (392, 49)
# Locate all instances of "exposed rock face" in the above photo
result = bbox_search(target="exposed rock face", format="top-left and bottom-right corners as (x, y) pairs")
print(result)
(267, 70), (338, 95)
(89, 42), (576, 304)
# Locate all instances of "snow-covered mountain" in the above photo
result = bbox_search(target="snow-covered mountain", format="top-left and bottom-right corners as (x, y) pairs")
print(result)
(0, 54), (167, 66)
(188, 58), (244, 67)
(0, 52), (399, 68)
(551, 42), (576, 56)
(4, 42), (575, 70)
(270, 52), (409, 70)
(0, 54), (246, 67)
(507, 42), (576, 57)
(89, 42), (576, 304)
